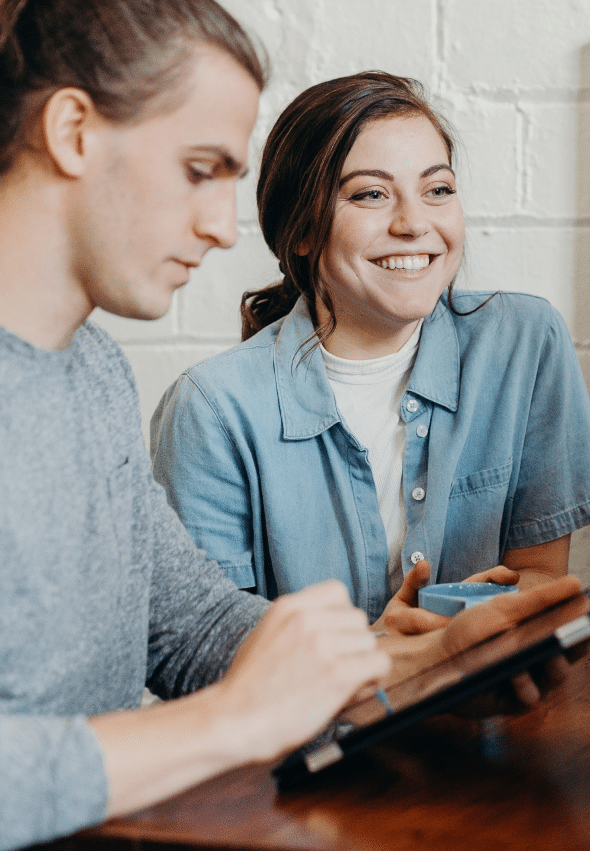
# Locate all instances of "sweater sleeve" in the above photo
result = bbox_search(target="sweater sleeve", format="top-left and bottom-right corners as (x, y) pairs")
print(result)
(145, 468), (270, 699)
(0, 716), (108, 850)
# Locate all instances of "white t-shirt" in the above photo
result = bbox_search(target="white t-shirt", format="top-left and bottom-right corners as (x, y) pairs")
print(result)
(321, 322), (422, 592)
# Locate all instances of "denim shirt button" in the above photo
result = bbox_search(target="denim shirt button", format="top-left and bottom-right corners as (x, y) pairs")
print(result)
(412, 487), (425, 501)
(411, 551), (425, 564)
(406, 399), (419, 413)
(416, 424), (428, 437)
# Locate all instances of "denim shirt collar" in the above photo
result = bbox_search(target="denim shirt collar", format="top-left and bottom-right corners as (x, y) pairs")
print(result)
(407, 293), (460, 413)
(274, 294), (459, 440)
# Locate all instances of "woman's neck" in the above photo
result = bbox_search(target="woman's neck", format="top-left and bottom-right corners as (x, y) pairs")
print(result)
(316, 298), (421, 359)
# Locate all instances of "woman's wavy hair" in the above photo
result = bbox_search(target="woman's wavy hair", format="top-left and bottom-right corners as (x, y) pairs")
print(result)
(243, 71), (461, 343)
(0, 0), (267, 176)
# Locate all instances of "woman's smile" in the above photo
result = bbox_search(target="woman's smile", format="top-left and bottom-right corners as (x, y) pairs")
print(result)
(371, 254), (431, 271)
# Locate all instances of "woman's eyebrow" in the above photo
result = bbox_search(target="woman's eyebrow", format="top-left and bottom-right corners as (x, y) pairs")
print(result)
(339, 169), (392, 187)
(421, 164), (455, 178)
(339, 163), (455, 187)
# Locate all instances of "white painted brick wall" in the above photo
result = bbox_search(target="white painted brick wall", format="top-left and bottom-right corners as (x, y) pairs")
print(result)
(93, 0), (590, 580)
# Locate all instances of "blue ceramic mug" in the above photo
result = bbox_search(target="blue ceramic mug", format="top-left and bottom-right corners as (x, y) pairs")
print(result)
(418, 582), (519, 617)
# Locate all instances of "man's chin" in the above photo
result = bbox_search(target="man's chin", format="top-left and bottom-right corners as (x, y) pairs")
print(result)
(98, 296), (174, 323)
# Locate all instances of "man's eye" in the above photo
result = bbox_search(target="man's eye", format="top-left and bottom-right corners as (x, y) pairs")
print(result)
(187, 165), (213, 184)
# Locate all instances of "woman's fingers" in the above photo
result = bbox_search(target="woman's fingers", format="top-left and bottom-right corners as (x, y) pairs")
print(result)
(443, 575), (584, 657)
(393, 560), (432, 606)
(382, 606), (449, 635)
(464, 565), (520, 585)
(372, 561), (438, 635)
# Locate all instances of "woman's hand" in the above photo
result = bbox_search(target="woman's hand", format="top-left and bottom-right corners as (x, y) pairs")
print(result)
(372, 561), (448, 636)
(372, 561), (521, 637)
(439, 573), (587, 714)
(462, 564), (520, 586)
(367, 574), (587, 719)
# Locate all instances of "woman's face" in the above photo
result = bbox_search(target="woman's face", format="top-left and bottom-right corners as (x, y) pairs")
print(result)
(316, 114), (464, 358)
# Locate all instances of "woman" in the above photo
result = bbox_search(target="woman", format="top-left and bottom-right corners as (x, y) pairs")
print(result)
(151, 72), (590, 625)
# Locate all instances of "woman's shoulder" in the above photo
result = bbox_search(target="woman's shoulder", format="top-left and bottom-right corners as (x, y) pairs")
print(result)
(444, 288), (554, 315)
(442, 289), (561, 332)
(436, 290), (572, 365)
(188, 321), (281, 380)
(170, 319), (286, 417)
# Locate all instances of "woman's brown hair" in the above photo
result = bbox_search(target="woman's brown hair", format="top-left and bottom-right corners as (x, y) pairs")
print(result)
(242, 71), (458, 343)
(0, 0), (267, 176)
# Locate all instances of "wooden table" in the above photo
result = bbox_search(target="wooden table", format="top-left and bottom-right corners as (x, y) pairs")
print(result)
(39, 655), (590, 851)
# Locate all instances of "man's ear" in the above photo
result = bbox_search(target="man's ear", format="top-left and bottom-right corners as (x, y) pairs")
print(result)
(41, 88), (98, 178)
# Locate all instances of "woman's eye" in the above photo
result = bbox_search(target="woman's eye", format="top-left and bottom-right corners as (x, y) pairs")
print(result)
(427, 185), (457, 199)
(348, 189), (386, 203)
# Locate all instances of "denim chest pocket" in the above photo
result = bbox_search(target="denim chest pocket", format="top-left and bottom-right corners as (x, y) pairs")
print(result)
(449, 460), (513, 499)
(439, 460), (514, 583)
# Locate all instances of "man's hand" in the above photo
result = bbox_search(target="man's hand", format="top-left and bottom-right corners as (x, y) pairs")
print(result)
(218, 580), (392, 761)
(91, 581), (391, 817)
(373, 561), (520, 637)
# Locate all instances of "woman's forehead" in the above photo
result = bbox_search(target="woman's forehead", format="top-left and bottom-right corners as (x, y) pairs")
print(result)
(342, 115), (451, 172)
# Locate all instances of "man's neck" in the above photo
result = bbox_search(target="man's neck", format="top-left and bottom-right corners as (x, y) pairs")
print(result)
(0, 163), (92, 350)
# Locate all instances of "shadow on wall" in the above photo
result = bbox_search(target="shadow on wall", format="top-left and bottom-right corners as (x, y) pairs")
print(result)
(570, 41), (590, 587)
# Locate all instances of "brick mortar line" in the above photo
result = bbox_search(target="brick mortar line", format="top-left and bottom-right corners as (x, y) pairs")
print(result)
(121, 337), (240, 349)
(465, 217), (590, 228)
(440, 88), (590, 104)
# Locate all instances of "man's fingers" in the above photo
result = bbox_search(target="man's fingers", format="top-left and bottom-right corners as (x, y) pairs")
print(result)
(509, 671), (541, 706)
(275, 579), (354, 611)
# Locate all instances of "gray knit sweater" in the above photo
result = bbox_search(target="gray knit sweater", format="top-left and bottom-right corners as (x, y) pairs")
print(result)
(0, 320), (268, 850)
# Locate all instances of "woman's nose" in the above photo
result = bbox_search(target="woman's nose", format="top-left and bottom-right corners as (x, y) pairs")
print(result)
(388, 196), (429, 239)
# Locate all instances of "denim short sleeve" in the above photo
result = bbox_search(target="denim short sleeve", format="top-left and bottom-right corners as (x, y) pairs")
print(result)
(505, 306), (590, 548)
(151, 373), (257, 589)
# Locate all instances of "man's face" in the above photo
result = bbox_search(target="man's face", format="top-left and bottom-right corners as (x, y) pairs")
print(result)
(70, 45), (260, 321)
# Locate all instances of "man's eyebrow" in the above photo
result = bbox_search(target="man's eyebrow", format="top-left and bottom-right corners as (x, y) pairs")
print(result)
(187, 146), (249, 178)
(339, 163), (455, 187)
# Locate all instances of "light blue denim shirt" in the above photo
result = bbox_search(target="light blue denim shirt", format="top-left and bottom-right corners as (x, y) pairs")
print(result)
(151, 291), (590, 623)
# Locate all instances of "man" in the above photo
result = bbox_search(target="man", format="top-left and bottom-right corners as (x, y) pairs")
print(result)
(0, 0), (582, 848)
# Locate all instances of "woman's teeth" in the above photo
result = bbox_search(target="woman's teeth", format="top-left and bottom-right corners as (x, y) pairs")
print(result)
(376, 255), (430, 270)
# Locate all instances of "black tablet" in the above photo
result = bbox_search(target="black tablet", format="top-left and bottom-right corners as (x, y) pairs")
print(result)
(273, 588), (590, 790)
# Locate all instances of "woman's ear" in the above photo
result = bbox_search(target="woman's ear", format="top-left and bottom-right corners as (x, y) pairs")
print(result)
(41, 88), (98, 177)
(294, 239), (310, 257)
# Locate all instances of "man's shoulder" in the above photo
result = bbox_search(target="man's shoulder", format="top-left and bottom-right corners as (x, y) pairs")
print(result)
(77, 319), (128, 360)
(77, 320), (138, 387)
